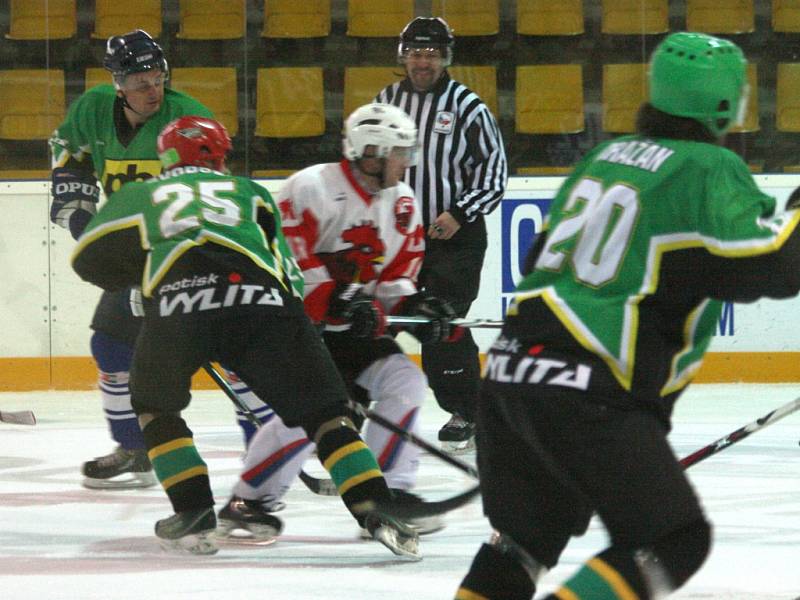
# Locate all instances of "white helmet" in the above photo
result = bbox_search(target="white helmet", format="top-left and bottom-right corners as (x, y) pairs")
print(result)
(343, 103), (418, 164)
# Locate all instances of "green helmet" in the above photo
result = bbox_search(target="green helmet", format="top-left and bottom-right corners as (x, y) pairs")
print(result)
(649, 32), (747, 137)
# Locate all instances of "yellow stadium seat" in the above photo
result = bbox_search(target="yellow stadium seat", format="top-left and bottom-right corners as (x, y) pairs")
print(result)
(171, 68), (239, 136)
(602, 63), (647, 133)
(773, 0), (800, 32)
(177, 0), (244, 39)
(516, 166), (573, 176)
(92, 1), (162, 40)
(85, 67), (111, 91)
(251, 169), (297, 178)
(347, 0), (414, 38)
(686, 0), (754, 34)
(432, 0), (499, 36)
(729, 64), (759, 133)
(777, 63), (800, 131)
(262, 0), (330, 38)
(0, 70), (65, 140)
(343, 67), (404, 118)
(6, 0), (76, 40)
(601, 0), (668, 35)
(0, 170), (52, 179)
(517, 0), (584, 36)
(516, 65), (584, 134)
(783, 164), (800, 173)
(256, 67), (325, 138)
(448, 66), (498, 116)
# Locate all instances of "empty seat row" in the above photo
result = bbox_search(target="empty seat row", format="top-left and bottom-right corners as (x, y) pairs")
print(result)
(3, 63), (799, 142)
(8, 1), (800, 41)
(4, 0), (492, 41)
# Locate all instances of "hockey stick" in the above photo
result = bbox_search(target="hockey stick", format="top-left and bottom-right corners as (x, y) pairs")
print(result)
(387, 315), (504, 329)
(202, 363), (338, 496)
(679, 396), (800, 468)
(0, 410), (36, 425)
(204, 362), (479, 515)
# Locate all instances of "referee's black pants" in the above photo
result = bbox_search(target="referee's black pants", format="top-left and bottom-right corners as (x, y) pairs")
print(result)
(418, 218), (487, 422)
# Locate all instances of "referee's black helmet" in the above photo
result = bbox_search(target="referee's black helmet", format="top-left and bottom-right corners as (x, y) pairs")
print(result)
(398, 17), (454, 67)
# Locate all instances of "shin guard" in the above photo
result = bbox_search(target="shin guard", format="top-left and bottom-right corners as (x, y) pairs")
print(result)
(142, 415), (213, 513)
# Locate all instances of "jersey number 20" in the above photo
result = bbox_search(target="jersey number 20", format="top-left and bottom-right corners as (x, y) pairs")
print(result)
(536, 178), (640, 287)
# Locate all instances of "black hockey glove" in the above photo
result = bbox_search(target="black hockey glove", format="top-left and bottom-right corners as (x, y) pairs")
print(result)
(328, 283), (387, 339)
(50, 167), (100, 240)
(400, 292), (457, 344)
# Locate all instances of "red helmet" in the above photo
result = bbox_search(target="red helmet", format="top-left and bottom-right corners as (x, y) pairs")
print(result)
(157, 116), (232, 171)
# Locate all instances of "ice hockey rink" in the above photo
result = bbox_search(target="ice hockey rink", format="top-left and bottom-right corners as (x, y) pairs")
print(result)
(0, 383), (798, 600)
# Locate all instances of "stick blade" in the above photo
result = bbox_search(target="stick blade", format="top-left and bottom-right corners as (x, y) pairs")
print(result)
(0, 410), (36, 426)
(376, 484), (481, 520)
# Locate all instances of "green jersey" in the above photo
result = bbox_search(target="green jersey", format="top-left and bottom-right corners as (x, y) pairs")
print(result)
(510, 135), (800, 402)
(71, 167), (303, 302)
(50, 85), (213, 195)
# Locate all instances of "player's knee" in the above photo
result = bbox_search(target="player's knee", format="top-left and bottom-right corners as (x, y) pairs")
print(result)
(90, 331), (133, 373)
(372, 354), (427, 408)
(649, 516), (712, 590)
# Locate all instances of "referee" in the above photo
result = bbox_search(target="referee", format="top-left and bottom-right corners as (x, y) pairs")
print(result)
(376, 17), (508, 452)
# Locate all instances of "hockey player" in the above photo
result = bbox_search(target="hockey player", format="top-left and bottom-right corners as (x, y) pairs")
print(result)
(70, 116), (420, 558)
(49, 30), (214, 489)
(216, 103), (455, 538)
(456, 33), (800, 599)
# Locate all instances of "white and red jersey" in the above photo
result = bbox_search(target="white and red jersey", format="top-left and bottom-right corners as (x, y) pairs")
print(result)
(277, 160), (425, 326)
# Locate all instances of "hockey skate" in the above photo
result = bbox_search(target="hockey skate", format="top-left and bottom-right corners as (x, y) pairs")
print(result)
(216, 495), (284, 543)
(81, 446), (157, 489)
(438, 414), (476, 454)
(155, 507), (218, 555)
(363, 511), (421, 560)
(359, 489), (445, 538)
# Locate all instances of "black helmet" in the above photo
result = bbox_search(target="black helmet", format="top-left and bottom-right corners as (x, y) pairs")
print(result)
(398, 17), (454, 67)
(103, 30), (168, 84)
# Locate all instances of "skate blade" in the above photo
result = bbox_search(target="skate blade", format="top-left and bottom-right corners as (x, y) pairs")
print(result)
(409, 516), (446, 536)
(216, 520), (280, 544)
(372, 525), (421, 561)
(158, 531), (218, 555)
(440, 439), (475, 455)
(82, 471), (158, 490)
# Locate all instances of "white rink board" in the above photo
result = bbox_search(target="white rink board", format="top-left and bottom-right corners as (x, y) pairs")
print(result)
(1, 175), (800, 358)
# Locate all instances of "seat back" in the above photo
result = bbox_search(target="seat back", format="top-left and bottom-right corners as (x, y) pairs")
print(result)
(6, 0), (76, 40)
(602, 63), (647, 133)
(449, 66), (498, 116)
(347, 0), (414, 37)
(517, 0), (584, 36)
(256, 67), (325, 138)
(515, 65), (584, 134)
(601, 0), (668, 34)
(262, 0), (330, 38)
(0, 70), (66, 140)
(432, 0), (499, 36)
(344, 67), (404, 118)
(171, 68), (239, 136)
(773, 0), (800, 32)
(777, 63), (800, 131)
(92, 0), (162, 39)
(685, 0), (754, 34)
(177, 0), (245, 39)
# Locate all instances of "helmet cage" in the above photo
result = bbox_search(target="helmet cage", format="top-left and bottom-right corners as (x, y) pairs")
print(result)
(343, 103), (418, 165)
(157, 116), (232, 172)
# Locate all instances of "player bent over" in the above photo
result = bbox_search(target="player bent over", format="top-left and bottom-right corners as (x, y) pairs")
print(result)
(71, 116), (420, 559)
(216, 103), (456, 539)
(456, 33), (800, 599)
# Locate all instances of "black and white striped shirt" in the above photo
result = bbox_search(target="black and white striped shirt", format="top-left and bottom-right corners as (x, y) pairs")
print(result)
(376, 73), (508, 228)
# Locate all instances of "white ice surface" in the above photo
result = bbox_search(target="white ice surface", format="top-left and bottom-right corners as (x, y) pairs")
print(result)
(0, 384), (798, 599)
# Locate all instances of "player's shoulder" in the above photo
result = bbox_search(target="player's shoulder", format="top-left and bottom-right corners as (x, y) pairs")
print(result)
(395, 180), (415, 199)
(288, 162), (337, 186)
(74, 84), (117, 107)
(162, 88), (213, 116)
